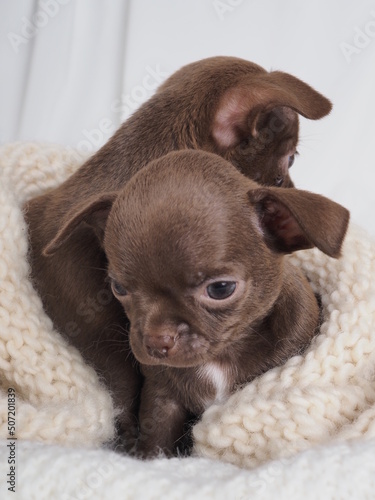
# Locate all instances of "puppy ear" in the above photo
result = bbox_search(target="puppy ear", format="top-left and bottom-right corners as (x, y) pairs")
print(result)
(43, 192), (117, 256)
(212, 72), (332, 149)
(248, 187), (349, 258)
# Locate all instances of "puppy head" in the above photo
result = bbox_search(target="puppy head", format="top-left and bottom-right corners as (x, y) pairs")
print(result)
(157, 56), (332, 188)
(104, 152), (285, 367)
(44, 151), (349, 368)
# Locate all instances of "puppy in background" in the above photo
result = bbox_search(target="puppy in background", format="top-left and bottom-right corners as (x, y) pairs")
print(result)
(44, 150), (350, 457)
(25, 56), (332, 449)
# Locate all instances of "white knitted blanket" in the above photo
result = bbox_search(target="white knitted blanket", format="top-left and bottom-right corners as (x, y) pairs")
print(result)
(0, 142), (374, 499)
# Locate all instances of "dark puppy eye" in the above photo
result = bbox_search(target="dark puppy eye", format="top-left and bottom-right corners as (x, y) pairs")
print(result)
(111, 280), (127, 296)
(206, 281), (236, 300)
(288, 153), (296, 168)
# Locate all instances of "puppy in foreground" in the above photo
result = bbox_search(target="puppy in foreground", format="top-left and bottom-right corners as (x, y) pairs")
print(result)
(44, 150), (350, 457)
(25, 56), (332, 449)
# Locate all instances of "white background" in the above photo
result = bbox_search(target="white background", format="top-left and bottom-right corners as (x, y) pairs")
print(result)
(1, 0), (374, 235)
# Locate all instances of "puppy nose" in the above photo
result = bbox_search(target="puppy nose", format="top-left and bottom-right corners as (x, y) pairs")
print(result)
(144, 335), (175, 358)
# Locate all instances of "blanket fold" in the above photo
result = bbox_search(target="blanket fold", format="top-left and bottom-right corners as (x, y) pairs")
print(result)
(0, 143), (115, 448)
(1, 438), (375, 499)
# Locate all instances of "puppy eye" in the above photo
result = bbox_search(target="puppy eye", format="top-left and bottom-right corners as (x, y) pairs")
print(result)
(206, 281), (236, 300)
(111, 280), (128, 296)
(288, 152), (298, 168)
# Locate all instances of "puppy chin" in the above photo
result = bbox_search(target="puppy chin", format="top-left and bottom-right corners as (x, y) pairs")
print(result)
(135, 355), (206, 368)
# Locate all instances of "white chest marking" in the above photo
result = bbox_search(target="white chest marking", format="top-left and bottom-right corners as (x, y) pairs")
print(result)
(198, 363), (229, 407)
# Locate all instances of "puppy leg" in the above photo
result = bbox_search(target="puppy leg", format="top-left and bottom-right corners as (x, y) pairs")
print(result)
(85, 342), (141, 453)
(136, 377), (187, 458)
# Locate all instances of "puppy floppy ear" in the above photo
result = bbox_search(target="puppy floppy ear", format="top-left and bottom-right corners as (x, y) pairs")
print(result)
(248, 187), (349, 258)
(43, 192), (117, 256)
(212, 71), (332, 149)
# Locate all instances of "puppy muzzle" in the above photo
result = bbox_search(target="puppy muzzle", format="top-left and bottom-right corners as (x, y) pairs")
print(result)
(131, 325), (211, 367)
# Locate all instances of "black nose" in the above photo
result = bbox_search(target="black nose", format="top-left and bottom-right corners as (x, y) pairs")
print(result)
(144, 335), (175, 358)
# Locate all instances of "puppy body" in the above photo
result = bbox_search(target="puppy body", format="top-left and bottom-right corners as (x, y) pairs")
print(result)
(25, 57), (333, 448)
(100, 151), (349, 456)
(46, 150), (349, 457)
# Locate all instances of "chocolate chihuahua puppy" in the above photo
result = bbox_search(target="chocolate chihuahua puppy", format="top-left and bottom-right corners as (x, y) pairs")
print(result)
(43, 150), (349, 457)
(25, 56), (332, 449)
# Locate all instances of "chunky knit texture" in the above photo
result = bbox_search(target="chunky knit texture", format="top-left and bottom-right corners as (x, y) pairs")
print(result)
(0, 143), (116, 447)
(0, 142), (374, 477)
